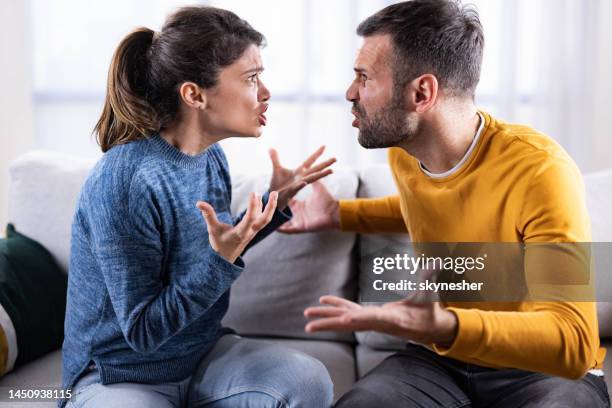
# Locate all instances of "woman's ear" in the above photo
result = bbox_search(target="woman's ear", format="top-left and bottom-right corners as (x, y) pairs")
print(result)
(405, 74), (438, 113)
(179, 82), (207, 110)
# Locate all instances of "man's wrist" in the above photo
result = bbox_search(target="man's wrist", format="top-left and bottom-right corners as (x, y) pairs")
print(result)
(433, 309), (458, 348)
(331, 200), (341, 229)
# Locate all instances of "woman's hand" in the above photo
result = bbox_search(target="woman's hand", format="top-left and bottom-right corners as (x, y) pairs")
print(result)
(196, 191), (278, 263)
(269, 146), (336, 210)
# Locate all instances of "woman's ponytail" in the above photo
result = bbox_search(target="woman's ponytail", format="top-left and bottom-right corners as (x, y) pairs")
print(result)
(94, 28), (159, 152)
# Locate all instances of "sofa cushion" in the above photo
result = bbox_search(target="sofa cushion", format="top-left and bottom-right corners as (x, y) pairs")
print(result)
(223, 170), (359, 342)
(0, 349), (61, 408)
(8, 151), (95, 273)
(0, 224), (67, 375)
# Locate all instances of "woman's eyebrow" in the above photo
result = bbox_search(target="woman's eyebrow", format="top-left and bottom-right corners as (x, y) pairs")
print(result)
(242, 66), (264, 75)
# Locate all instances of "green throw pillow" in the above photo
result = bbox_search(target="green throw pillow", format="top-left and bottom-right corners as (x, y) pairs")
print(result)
(0, 223), (67, 375)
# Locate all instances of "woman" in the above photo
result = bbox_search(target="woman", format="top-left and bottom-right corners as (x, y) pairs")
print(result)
(61, 6), (335, 408)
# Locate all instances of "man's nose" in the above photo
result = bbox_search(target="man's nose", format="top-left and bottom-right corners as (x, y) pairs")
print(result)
(346, 80), (358, 102)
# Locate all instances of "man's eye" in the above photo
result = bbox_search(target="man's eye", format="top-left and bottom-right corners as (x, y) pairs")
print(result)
(360, 74), (368, 82)
(248, 74), (258, 83)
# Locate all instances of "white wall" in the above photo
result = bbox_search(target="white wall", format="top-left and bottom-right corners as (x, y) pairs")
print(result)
(0, 0), (34, 237)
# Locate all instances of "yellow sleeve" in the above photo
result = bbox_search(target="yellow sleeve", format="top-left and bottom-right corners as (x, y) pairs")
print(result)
(338, 195), (408, 234)
(434, 158), (603, 379)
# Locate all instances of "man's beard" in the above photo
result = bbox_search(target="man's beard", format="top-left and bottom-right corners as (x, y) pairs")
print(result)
(355, 91), (414, 149)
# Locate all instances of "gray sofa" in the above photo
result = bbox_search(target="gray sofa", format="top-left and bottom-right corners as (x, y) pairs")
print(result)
(1, 151), (610, 407)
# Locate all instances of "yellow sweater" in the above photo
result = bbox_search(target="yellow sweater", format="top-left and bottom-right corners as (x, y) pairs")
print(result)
(339, 111), (605, 379)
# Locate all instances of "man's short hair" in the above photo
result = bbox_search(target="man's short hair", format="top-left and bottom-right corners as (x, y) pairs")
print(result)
(357, 0), (484, 98)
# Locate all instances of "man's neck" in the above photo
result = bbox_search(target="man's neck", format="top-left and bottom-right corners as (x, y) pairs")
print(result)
(397, 106), (480, 174)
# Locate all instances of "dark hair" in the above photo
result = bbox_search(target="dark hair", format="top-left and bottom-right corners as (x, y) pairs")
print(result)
(94, 6), (265, 152)
(357, 0), (484, 97)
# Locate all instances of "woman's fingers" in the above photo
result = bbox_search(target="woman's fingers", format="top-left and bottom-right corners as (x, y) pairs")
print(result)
(269, 148), (282, 169)
(196, 201), (221, 232)
(252, 191), (278, 229)
(301, 169), (333, 185)
(302, 157), (336, 177)
(300, 145), (326, 171)
(239, 192), (259, 226)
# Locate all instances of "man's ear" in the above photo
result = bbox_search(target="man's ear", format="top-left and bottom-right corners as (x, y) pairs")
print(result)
(179, 82), (207, 110)
(405, 74), (438, 113)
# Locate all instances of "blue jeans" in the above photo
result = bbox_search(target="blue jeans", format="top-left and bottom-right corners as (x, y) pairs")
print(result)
(66, 334), (333, 408)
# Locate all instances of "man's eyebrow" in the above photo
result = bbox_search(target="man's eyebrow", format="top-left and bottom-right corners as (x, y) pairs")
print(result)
(354, 67), (370, 74)
(242, 66), (264, 75)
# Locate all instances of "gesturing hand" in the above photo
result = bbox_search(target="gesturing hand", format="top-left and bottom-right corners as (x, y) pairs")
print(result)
(277, 181), (340, 233)
(269, 146), (336, 210)
(304, 296), (458, 347)
(196, 191), (278, 263)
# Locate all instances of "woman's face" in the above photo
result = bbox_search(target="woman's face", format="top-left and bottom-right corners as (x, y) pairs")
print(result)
(202, 44), (270, 139)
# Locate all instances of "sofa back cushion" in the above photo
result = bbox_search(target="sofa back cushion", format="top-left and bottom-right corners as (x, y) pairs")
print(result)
(222, 170), (359, 342)
(584, 169), (612, 338)
(8, 151), (95, 273)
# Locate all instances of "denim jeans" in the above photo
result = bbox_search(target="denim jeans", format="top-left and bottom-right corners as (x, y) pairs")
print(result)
(66, 334), (333, 408)
(335, 343), (610, 408)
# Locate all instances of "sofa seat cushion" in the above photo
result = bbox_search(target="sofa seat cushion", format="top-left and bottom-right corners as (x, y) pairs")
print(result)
(0, 349), (61, 408)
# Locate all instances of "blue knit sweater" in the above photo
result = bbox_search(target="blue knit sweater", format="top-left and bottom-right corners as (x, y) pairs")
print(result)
(60, 135), (290, 407)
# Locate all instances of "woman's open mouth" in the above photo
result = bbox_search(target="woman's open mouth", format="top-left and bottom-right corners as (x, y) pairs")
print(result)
(258, 105), (268, 126)
(258, 114), (267, 126)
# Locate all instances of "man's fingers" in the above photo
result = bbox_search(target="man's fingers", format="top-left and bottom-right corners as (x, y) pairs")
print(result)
(196, 201), (221, 231)
(277, 221), (304, 234)
(269, 148), (282, 169)
(305, 316), (354, 333)
(319, 295), (361, 310)
(311, 180), (329, 194)
(300, 145), (326, 170)
(305, 309), (387, 333)
(304, 306), (346, 318)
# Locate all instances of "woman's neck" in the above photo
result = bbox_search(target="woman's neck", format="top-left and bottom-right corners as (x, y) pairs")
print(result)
(159, 119), (223, 156)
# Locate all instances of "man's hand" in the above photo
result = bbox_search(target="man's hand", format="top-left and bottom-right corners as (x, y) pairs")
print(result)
(196, 192), (278, 263)
(277, 181), (340, 233)
(269, 146), (336, 210)
(304, 295), (458, 348)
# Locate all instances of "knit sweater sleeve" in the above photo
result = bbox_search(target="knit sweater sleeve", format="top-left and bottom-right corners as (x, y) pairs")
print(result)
(86, 170), (244, 355)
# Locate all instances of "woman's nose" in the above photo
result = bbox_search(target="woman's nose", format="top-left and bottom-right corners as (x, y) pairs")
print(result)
(258, 79), (271, 102)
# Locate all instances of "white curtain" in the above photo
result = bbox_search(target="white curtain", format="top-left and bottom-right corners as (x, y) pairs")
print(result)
(23, 0), (612, 175)
(0, 0), (34, 235)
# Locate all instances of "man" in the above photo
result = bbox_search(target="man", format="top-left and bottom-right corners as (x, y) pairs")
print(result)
(280, 0), (610, 406)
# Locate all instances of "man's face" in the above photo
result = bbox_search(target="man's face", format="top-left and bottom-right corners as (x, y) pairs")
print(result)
(346, 35), (414, 148)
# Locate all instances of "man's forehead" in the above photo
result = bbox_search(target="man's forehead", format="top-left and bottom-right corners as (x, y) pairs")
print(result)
(355, 34), (392, 72)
